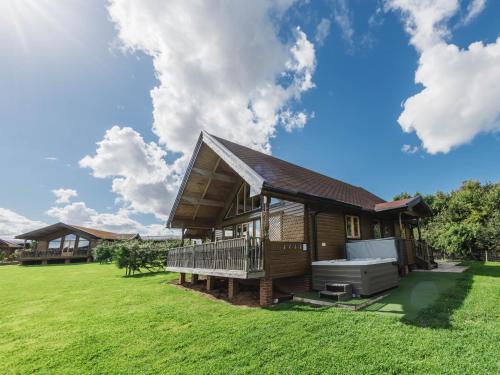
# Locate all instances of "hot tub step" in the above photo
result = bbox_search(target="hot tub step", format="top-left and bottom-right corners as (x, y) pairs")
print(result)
(319, 290), (351, 301)
(326, 283), (352, 295)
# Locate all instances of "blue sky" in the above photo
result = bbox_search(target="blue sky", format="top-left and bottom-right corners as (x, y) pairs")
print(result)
(0, 0), (499, 237)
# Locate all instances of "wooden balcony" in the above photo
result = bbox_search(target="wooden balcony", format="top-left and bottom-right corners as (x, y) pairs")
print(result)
(18, 249), (91, 261)
(165, 237), (265, 279)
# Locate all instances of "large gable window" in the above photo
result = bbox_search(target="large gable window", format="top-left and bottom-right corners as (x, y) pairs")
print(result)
(345, 215), (360, 239)
(225, 183), (261, 219)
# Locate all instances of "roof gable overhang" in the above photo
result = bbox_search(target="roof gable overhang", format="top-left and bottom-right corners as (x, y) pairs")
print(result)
(374, 196), (432, 217)
(15, 223), (100, 241)
(166, 132), (265, 229)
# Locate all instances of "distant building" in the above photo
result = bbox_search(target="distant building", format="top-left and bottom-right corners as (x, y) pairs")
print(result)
(16, 222), (138, 265)
(0, 238), (24, 258)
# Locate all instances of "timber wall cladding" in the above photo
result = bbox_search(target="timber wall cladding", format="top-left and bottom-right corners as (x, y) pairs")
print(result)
(316, 211), (345, 260)
(269, 201), (305, 242)
(267, 240), (308, 278)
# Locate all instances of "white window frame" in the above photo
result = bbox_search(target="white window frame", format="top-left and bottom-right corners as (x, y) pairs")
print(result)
(345, 215), (361, 239)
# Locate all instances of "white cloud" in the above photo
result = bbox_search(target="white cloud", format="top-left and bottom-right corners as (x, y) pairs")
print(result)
(107, 0), (316, 156)
(386, 0), (500, 154)
(332, 0), (354, 46)
(315, 18), (331, 46)
(83, 1), (317, 221)
(80, 126), (178, 220)
(46, 201), (175, 236)
(0, 208), (46, 238)
(45, 156), (58, 161)
(401, 144), (419, 154)
(461, 0), (487, 25)
(52, 188), (78, 204)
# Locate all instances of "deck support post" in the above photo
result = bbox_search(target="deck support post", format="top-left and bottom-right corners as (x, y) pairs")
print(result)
(41, 260), (48, 265)
(259, 278), (273, 307)
(206, 276), (215, 291)
(191, 274), (198, 285)
(64, 259), (70, 264)
(179, 272), (186, 284)
(228, 278), (239, 299)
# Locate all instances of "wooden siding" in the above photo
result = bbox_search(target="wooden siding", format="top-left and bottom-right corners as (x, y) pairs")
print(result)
(279, 201), (305, 242)
(267, 240), (308, 278)
(316, 211), (345, 260)
(360, 213), (373, 240)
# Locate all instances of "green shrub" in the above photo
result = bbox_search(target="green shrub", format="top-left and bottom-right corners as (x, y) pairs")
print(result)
(93, 242), (114, 264)
(112, 240), (174, 276)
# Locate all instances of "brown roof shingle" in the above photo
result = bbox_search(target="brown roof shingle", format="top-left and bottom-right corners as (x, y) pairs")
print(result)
(212, 135), (386, 210)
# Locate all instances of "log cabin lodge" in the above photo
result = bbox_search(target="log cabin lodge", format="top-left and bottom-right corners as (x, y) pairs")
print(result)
(166, 131), (436, 306)
(15, 223), (138, 265)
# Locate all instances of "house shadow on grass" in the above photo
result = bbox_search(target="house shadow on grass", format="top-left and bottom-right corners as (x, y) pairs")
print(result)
(363, 269), (474, 329)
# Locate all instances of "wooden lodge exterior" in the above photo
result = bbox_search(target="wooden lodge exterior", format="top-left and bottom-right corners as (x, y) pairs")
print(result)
(0, 238), (24, 258)
(16, 223), (138, 265)
(166, 132), (435, 306)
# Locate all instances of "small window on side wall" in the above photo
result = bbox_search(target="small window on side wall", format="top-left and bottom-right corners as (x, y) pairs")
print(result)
(345, 215), (360, 239)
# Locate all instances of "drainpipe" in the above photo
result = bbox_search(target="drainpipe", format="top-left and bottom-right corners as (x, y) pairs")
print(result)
(311, 211), (324, 262)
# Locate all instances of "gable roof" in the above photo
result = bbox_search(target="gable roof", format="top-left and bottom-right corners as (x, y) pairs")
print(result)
(168, 132), (383, 228)
(16, 223), (138, 241)
(0, 238), (24, 248)
(374, 195), (432, 215)
(167, 132), (430, 229)
(210, 134), (385, 210)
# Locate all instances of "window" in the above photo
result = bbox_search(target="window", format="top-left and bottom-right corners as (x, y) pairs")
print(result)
(345, 215), (360, 239)
(373, 220), (381, 239)
(225, 183), (262, 218)
(48, 237), (63, 250)
(78, 238), (90, 250)
(62, 234), (76, 251)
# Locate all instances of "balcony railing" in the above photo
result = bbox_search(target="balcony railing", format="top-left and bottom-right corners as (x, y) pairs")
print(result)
(18, 249), (91, 259)
(166, 237), (264, 278)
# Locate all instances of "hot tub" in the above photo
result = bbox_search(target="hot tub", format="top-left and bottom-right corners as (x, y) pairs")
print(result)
(312, 258), (399, 296)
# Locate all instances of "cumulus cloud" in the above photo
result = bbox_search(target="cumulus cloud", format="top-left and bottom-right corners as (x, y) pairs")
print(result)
(80, 126), (178, 220)
(81, 1), (317, 221)
(0, 208), (46, 237)
(387, 0), (500, 154)
(46, 201), (173, 236)
(107, 0), (316, 156)
(52, 188), (78, 204)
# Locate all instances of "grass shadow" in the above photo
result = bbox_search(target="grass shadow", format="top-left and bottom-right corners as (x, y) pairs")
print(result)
(402, 270), (473, 329)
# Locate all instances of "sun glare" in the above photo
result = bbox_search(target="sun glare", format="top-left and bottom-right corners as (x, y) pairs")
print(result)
(0, 0), (85, 55)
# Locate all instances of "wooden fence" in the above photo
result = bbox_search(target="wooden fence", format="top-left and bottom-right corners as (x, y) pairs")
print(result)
(166, 237), (264, 272)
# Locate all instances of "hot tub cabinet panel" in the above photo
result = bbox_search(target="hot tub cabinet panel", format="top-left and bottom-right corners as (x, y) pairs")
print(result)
(312, 259), (399, 296)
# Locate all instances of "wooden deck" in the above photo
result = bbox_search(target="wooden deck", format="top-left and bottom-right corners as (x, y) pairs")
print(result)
(166, 237), (265, 279)
(18, 250), (91, 262)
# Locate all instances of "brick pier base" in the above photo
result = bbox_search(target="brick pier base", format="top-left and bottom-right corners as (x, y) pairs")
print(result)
(228, 278), (239, 299)
(179, 272), (186, 284)
(41, 260), (48, 265)
(64, 259), (71, 264)
(259, 278), (273, 307)
(190, 274), (198, 285)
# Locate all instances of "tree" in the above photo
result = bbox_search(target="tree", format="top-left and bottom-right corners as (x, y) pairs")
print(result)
(112, 240), (178, 276)
(396, 180), (500, 257)
(93, 242), (114, 263)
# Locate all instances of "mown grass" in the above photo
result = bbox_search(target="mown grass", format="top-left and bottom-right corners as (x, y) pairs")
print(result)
(0, 262), (498, 374)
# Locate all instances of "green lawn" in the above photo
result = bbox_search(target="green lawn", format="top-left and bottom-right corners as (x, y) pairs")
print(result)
(0, 262), (499, 374)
